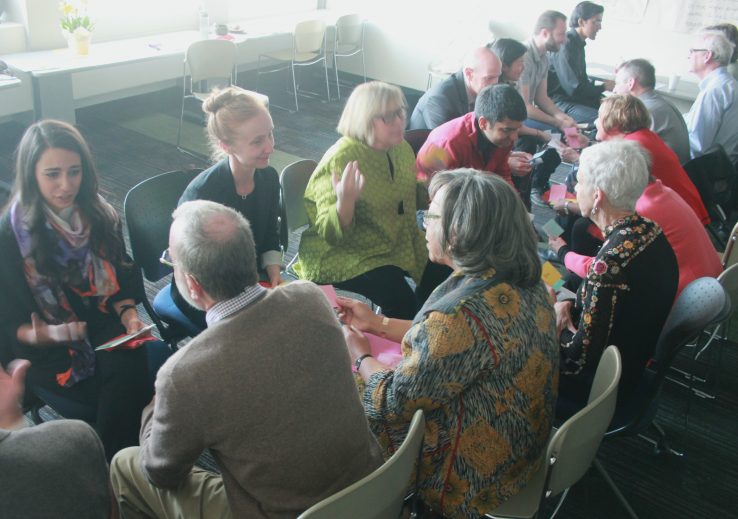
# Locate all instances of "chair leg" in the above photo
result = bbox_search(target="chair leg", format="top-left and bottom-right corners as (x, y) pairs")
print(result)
(323, 56), (330, 103)
(288, 60), (299, 112)
(177, 76), (187, 148)
(548, 487), (570, 518)
(592, 458), (640, 519)
(334, 53), (341, 100)
(361, 49), (367, 84)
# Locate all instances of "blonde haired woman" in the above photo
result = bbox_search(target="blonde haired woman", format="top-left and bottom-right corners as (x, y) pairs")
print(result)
(165, 87), (282, 332)
(299, 81), (433, 319)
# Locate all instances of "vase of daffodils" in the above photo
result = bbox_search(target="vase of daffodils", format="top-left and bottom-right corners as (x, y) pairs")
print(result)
(59, 1), (94, 55)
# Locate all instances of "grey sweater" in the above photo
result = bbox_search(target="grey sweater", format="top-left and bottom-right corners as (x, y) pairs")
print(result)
(0, 420), (110, 519)
(139, 281), (383, 518)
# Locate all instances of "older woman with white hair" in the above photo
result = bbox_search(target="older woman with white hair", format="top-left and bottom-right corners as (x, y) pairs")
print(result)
(338, 170), (558, 518)
(556, 140), (678, 416)
(299, 81), (432, 319)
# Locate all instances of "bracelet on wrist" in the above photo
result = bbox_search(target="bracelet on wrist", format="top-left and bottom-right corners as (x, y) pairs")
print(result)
(354, 353), (373, 371)
(118, 304), (137, 320)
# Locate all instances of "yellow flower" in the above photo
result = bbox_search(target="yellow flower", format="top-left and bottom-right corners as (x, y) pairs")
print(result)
(458, 420), (511, 477)
(426, 312), (474, 358)
(440, 471), (470, 511)
(470, 487), (502, 515)
(535, 305), (553, 334)
(60, 2), (74, 15)
(485, 283), (522, 320)
(624, 240), (634, 249)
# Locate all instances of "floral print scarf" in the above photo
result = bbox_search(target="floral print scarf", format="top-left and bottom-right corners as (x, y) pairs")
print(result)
(10, 198), (120, 387)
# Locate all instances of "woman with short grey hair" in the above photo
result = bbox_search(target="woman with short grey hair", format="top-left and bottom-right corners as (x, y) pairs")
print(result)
(556, 140), (678, 418)
(337, 169), (558, 518)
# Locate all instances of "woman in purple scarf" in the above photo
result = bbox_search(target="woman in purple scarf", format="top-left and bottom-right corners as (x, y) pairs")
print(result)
(0, 120), (167, 459)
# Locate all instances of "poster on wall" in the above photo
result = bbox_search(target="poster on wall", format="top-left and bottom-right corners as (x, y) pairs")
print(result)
(660, 0), (738, 34)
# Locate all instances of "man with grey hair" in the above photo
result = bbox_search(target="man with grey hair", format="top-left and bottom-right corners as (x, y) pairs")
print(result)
(416, 84), (526, 188)
(110, 200), (383, 518)
(409, 44), (501, 130)
(614, 59), (691, 164)
(684, 29), (738, 165)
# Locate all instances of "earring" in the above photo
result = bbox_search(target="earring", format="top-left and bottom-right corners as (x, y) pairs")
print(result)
(591, 206), (598, 216)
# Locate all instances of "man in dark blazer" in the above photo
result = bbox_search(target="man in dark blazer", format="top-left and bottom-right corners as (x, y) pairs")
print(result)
(409, 44), (502, 130)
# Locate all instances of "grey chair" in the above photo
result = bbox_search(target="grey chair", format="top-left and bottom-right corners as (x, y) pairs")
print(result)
(332, 14), (366, 99)
(257, 19), (330, 112)
(594, 277), (731, 519)
(297, 409), (425, 519)
(721, 221), (738, 269)
(487, 345), (622, 519)
(177, 39), (237, 155)
(280, 159), (317, 274)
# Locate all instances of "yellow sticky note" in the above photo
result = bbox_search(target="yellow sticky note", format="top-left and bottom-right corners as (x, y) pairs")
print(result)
(541, 261), (564, 290)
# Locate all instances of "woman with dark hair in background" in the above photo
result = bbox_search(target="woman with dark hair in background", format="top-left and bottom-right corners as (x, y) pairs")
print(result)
(0, 119), (168, 459)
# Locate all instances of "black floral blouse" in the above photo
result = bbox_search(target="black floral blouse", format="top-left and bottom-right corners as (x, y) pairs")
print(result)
(559, 214), (678, 408)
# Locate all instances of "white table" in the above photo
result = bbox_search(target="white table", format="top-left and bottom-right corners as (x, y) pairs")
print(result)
(3, 9), (342, 123)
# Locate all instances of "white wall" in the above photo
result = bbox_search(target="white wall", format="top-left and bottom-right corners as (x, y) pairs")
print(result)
(330, 0), (713, 92)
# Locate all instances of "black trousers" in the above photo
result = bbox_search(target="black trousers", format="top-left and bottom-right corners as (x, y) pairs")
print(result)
(28, 346), (153, 461)
(335, 262), (452, 320)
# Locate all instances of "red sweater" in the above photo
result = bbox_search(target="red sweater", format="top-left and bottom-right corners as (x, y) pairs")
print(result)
(564, 180), (722, 296)
(624, 129), (710, 225)
(416, 112), (513, 187)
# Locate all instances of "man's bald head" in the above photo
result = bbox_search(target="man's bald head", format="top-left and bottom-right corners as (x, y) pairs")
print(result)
(463, 45), (502, 100)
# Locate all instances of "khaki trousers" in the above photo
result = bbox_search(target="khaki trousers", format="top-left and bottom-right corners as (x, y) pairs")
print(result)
(110, 447), (232, 519)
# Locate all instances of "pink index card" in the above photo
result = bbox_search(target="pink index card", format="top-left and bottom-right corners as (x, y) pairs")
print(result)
(549, 184), (568, 201)
(318, 284), (338, 308)
(564, 127), (587, 149)
(364, 333), (403, 369)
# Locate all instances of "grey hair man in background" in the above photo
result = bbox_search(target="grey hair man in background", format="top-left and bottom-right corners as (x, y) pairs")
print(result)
(111, 200), (382, 518)
(614, 58), (691, 164)
(684, 29), (738, 166)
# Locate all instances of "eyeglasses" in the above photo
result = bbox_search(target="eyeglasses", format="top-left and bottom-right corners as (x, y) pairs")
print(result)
(689, 48), (709, 54)
(160, 248), (176, 268)
(419, 210), (440, 231)
(377, 107), (407, 124)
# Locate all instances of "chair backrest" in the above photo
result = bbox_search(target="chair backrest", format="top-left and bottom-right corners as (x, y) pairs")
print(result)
(404, 129), (431, 157)
(280, 159), (317, 233)
(294, 19), (327, 55)
(335, 14), (364, 48)
(546, 345), (621, 497)
(186, 39), (238, 84)
(682, 144), (737, 223)
(297, 410), (425, 519)
(610, 276), (730, 435)
(722, 221), (738, 269)
(124, 169), (201, 282)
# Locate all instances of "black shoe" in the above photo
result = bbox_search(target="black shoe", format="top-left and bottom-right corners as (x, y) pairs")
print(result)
(531, 188), (548, 208)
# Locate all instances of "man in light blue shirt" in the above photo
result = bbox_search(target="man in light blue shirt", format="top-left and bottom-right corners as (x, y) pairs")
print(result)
(684, 30), (738, 166)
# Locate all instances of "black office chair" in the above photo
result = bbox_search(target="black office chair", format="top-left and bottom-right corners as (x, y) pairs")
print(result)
(403, 129), (431, 157)
(683, 145), (738, 247)
(593, 277), (731, 519)
(123, 169), (202, 347)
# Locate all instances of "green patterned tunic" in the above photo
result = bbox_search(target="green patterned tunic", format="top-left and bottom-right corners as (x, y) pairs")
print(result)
(297, 137), (428, 283)
(363, 269), (559, 518)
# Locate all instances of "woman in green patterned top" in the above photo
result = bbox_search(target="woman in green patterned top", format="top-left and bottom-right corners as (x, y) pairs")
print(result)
(337, 170), (559, 518)
(298, 81), (431, 319)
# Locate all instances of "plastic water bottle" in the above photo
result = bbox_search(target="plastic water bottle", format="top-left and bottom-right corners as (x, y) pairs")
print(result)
(199, 6), (209, 38)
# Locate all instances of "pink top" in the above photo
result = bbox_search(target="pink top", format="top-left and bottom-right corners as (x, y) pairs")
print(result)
(624, 129), (710, 225)
(564, 180), (722, 296)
